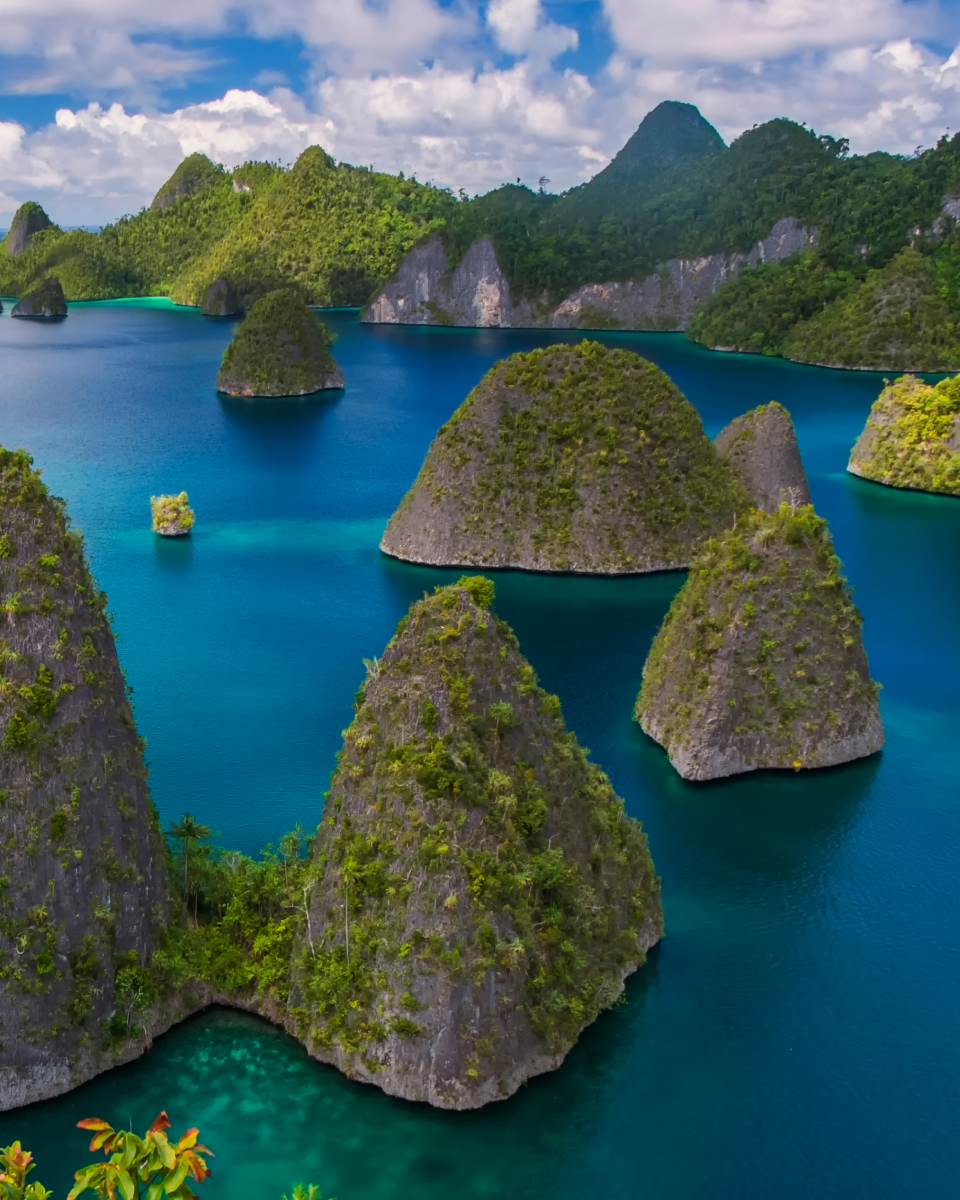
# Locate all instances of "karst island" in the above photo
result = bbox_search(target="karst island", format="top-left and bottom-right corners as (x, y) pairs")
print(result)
(216, 289), (344, 396)
(381, 341), (749, 573)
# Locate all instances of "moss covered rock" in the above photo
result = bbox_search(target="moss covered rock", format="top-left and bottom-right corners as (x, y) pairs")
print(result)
(150, 153), (226, 211)
(848, 374), (960, 495)
(0, 448), (169, 1110)
(216, 290), (344, 396)
(11, 277), (66, 319)
(381, 342), (748, 574)
(295, 576), (662, 1108)
(150, 492), (195, 537)
(636, 505), (883, 781)
(4, 203), (54, 257)
(715, 401), (811, 512)
(201, 277), (241, 317)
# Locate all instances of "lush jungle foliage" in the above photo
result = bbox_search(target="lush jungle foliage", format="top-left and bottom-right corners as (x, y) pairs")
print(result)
(0, 1115), (326, 1200)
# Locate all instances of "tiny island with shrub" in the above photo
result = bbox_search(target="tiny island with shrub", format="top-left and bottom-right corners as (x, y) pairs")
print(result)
(151, 492), (195, 537)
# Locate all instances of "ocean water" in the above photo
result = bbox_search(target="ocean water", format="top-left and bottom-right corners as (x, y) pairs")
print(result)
(0, 302), (957, 1198)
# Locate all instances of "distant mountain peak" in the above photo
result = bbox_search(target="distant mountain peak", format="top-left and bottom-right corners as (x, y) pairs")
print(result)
(613, 101), (725, 172)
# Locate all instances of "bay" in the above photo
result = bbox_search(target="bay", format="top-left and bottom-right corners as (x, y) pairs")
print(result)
(0, 303), (957, 1198)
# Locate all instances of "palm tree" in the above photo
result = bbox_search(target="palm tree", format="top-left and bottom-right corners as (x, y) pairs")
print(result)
(168, 813), (212, 900)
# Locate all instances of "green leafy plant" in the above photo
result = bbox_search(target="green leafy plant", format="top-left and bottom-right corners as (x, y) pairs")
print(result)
(0, 1142), (52, 1200)
(68, 1113), (212, 1200)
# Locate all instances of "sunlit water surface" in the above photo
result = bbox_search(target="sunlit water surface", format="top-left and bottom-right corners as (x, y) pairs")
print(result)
(0, 302), (957, 1198)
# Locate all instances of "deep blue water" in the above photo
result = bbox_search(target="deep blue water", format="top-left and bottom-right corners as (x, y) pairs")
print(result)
(0, 302), (957, 1198)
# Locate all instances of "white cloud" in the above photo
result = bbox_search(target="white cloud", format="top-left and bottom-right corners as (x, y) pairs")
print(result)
(486, 0), (578, 61)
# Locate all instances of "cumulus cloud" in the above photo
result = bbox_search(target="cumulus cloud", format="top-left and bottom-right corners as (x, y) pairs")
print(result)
(486, 0), (578, 61)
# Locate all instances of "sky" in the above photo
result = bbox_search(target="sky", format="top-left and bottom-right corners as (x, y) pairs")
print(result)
(4, 0), (960, 223)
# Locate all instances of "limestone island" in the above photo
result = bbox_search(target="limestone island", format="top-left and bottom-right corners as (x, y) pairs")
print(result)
(295, 576), (662, 1107)
(151, 492), (195, 536)
(381, 342), (749, 573)
(4, 202), (53, 257)
(715, 401), (811, 511)
(848, 374), (960, 496)
(201, 277), (242, 317)
(11, 276), (66, 320)
(216, 289), (344, 396)
(635, 504), (884, 781)
(0, 447), (169, 1111)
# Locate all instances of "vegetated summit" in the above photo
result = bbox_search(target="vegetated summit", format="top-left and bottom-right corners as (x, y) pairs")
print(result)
(381, 341), (749, 574)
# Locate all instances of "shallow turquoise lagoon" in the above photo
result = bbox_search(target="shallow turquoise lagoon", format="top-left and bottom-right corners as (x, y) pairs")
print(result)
(0, 306), (957, 1197)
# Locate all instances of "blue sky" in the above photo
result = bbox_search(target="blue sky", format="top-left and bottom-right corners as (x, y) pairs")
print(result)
(4, 0), (960, 223)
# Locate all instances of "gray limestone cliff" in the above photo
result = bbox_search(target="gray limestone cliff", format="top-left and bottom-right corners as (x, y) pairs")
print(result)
(381, 342), (748, 574)
(150, 153), (225, 211)
(362, 219), (817, 332)
(635, 504), (884, 781)
(201, 277), (242, 317)
(0, 448), (169, 1111)
(12, 277), (66, 320)
(4, 203), (54, 257)
(715, 401), (811, 511)
(293, 576), (662, 1108)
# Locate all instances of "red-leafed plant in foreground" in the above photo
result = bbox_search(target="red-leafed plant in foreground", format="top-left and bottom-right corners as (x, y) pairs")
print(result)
(68, 1112), (212, 1200)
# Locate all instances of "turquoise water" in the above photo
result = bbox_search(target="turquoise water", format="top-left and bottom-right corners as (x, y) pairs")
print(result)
(0, 306), (957, 1197)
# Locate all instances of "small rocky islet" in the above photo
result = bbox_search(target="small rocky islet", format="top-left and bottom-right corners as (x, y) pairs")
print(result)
(714, 400), (811, 512)
(151, 492), (195, 536)
(11, 276), (67, 320)
(635, 503), (884, 781)
(848, 373), (960, 496)
(216, 289), (344, 396)
(381, 341), (749, 573)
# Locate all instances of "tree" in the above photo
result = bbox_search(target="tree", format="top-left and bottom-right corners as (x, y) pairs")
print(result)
(167, 813), (212, 903)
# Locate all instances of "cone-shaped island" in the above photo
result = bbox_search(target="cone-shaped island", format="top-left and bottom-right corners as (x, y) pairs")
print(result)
(0, 447), (168, 1111)
(715, 401), (811, 512)
(848, 374), (960, 496)
(381, 342), (749, 573)
(11, 276), (66, 319)
(216, 289), (344, 396)
(636, 504), (883, 781)
(4, 201), (54, 257)
(295, 576), (662, 1108)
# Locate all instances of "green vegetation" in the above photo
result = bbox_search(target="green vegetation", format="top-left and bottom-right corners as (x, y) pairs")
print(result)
(848, 373), (960, 494)
(11, 277), (66, 319)
(3, 202), (54, 258)
(216, 290), (342, 396)
(383, 341), (749, 573)
(151, 492), (195, 536)
(636, 504), (883, 780)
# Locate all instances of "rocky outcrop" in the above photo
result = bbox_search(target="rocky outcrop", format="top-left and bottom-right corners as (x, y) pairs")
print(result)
(848, 374), (960, 495)
(636, 504), (884, 781)
(294, 576), (662, 1108)
(715, 401), (811, 511)
(362, 219), (817, 332)
(11, 277), (66, 319)
(151, 492), (195, 536)
(0, 448), (169, 1111)
(201, 277), (241, 317)
(381, 341), (748, 574)
(216, 289), (344, 396)
(150, 153), (225, 211)
(4, 203), (54, 256)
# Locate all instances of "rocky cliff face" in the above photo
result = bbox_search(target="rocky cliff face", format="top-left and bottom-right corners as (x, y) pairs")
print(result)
(293, 576), (662, 1108)
(150, 153), (224, 211)
(201, 277), (241, 317)
(4, 203), (54, 257)
(848, 373), (960, 495)
(715, 401), (811, 511)
(381, 342), (748, 574)
(216, 289), (344, 396)
(0, 448), (169, 1111)
(636, 505), (884, 781)
(11, 277), (66, 320)
(362, 219), (817, 331)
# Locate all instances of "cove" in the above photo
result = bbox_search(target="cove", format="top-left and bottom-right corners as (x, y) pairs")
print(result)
(0, 305), (957, 1197)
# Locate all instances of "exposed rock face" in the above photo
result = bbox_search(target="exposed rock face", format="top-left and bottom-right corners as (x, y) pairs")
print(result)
(0, 448), (169, 1111)
(5, 203), (54, 256)
(150, 153), (224, 211)
(11, 277), (66, 319)
(151, 492), (196, 536)
(201, 277), (241, 317)
(362, 219), (817, 331)
(295, 576), (662, 1109)
(848, 373), (960, 495)
(715, 401), (811, 511)
(216, 289), (344, 396)
(636, 505), (884, 781)
(381, 342), (748, 574)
